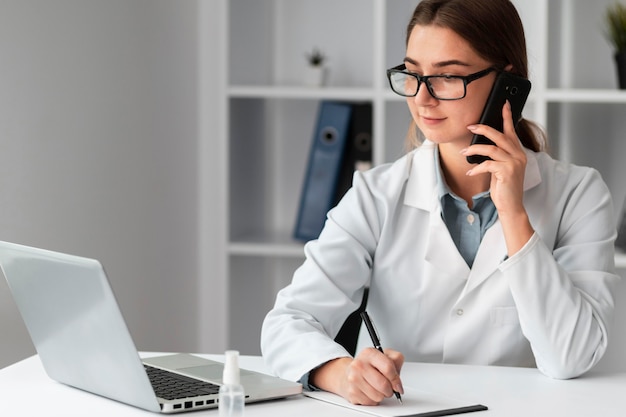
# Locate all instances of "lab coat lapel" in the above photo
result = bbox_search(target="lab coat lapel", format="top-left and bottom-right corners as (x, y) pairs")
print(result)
(462, 220), (507, 296)
(405, 142), (470, 280)
(424, 211), (471, 279)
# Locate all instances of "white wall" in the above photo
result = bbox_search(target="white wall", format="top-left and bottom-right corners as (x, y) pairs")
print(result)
(0, 0), (221, 368)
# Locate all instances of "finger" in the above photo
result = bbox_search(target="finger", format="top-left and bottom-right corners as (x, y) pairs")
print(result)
(502, 100), (516, 137)
(347, 351), (388, 405)
(462, 142), (500, 162)
(350, 349), (394, 401)
(362, 348), (403, 397)
(467, 101), (519, 152)
(465, 131), (520, 165)
(466, 124), (505, 150)
(501, 101), (525, 152)
(384, 349), (405, 394)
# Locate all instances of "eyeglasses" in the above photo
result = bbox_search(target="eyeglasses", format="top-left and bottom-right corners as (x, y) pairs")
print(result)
(386, 64), (498, 100)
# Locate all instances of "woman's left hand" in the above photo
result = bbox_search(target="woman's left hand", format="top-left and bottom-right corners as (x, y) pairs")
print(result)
(462, 100), (534, 256)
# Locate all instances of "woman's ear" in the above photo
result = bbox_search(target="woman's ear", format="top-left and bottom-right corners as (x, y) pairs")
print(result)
(504, 64), (514, 72)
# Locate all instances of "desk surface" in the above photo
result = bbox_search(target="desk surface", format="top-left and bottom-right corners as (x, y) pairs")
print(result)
(1, 353), (624, 417)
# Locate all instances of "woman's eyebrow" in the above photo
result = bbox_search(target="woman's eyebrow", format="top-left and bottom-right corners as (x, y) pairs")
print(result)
(403, 57), (471, 68)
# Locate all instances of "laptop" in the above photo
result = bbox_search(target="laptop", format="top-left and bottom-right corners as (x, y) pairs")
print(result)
(0, 240), (302, 413)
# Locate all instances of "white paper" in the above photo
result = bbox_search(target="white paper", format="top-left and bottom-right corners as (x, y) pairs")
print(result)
(304, 386), (486, 417)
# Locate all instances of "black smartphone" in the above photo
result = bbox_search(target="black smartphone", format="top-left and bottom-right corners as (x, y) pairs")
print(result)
(466, 71), (531, 164)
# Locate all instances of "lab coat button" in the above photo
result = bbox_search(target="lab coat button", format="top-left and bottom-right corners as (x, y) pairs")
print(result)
(466, 214), (475, 225)
(456, 309), (464, 316)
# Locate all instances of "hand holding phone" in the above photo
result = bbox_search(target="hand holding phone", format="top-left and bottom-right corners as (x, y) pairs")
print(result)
(466, 72), (531, 164)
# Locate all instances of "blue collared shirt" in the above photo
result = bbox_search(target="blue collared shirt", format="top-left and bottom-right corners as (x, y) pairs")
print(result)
(434, 147), (498, 267)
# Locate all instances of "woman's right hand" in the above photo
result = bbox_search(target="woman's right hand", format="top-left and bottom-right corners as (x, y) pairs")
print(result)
(310, 347), (405, 405)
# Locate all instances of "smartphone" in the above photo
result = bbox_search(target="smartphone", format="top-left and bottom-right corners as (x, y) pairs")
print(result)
(466, 71), (531, 164)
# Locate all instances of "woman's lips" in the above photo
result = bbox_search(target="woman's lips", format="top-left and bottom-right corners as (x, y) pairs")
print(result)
(420, 115), (445, 126)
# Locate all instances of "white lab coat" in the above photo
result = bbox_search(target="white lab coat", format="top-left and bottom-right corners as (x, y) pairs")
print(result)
(261, 140), (619, 382)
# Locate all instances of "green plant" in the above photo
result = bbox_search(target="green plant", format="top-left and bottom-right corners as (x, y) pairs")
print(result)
(306, 48), (326, 67)
(606, 2), (626, 53)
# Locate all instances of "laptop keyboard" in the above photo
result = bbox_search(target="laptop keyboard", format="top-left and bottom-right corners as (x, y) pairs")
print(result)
(145, 365), (221, 400)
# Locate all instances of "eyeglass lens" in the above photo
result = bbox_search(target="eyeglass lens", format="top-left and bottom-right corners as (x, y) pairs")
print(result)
(390, 72), (465, 99)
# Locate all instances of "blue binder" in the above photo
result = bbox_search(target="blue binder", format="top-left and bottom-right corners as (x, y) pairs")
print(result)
(333, 102), (372, 207)
(294, 101), (353, 242)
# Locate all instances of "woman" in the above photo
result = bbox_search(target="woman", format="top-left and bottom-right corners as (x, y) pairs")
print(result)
(261, 0), (619, 406)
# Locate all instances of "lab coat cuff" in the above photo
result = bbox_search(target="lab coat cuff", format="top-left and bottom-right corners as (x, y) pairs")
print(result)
(499, 232), (540, 269)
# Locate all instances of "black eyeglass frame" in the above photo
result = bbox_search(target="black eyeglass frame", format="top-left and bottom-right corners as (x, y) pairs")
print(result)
(386, 64), (499, 100)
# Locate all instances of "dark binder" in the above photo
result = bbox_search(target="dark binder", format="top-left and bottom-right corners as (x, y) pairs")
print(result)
(332, 102), (372, 206)
(294, 101), (353, 242)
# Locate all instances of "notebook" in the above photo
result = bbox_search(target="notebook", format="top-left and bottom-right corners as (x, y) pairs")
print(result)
(0, 240), (302, 413)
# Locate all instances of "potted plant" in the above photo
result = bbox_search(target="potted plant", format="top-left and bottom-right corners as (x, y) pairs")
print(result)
(605, 2), (626, 89)
(304, 47), (328, 87)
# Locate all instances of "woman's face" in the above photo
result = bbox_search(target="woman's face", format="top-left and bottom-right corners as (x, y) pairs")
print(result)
(405, 24), (496, 147)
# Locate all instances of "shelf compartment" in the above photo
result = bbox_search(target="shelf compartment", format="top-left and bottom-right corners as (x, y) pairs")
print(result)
(546, 102), (626, 217)
(230, 97), (364, 244)
(547, 0), (617, 90)
(229, 0), (375, 89)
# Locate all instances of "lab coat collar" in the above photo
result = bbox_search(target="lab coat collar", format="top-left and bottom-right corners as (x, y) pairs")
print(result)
(404, 140), (439, 211)
(404, 140), (542, 209)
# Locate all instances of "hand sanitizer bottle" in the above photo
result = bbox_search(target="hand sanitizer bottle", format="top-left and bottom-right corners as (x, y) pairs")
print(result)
(219, 350), (245, 417)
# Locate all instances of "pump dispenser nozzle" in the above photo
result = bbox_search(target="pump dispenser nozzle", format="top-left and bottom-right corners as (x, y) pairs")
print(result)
(223, 350), (241, 385)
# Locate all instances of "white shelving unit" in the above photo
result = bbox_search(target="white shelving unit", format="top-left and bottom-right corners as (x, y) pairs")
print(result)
(218, 0), (626, 354)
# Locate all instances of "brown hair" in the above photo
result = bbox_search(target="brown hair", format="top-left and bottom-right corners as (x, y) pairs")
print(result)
(404, 0), (546, 152)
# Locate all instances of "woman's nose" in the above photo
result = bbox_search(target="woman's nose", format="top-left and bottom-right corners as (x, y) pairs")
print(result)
(412, 83), (438, 106)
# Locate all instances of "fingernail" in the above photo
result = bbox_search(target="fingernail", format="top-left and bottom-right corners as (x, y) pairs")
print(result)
(394, 383), (404, 394)
(467, 125), (478, 131)
(466, 169), (473, 176)
(460, 148), (468, 155)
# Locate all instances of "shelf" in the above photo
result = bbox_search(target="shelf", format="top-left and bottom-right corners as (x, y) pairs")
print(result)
(228, 85), (377, 100)
(545, 89), (626, 103)
(229, 231), (305, 258)
(229, 87), (626, 104)
(228, 85), (413, 104)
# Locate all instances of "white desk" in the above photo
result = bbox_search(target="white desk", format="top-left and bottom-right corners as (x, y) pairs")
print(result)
(1, 353), (624, 416)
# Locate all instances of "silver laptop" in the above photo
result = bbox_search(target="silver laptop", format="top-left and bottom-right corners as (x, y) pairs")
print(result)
(0, 240), (302, 413)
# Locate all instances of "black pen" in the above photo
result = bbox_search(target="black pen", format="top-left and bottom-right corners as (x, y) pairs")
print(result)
(360, 311), (403, 404)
